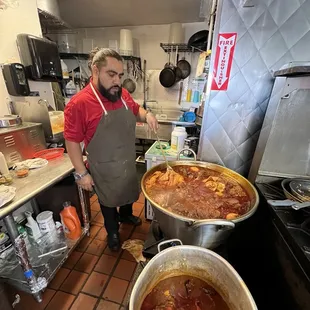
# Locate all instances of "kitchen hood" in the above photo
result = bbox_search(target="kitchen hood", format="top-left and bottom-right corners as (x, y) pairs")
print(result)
(37, 0), (71, 31)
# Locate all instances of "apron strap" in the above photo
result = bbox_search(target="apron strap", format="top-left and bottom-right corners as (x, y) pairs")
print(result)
(121, 97), (129, 110)
(90, 82), (108, 115)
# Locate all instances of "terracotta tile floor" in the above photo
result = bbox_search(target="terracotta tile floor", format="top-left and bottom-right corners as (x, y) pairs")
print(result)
(14, 192), (149, 310)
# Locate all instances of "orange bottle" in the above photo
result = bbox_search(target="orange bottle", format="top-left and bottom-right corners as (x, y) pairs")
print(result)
(60, 201), (82, 240)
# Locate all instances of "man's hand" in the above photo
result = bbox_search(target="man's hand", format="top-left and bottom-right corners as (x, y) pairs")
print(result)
(146, 112), (159, 132)
(77, 174), (94, 191)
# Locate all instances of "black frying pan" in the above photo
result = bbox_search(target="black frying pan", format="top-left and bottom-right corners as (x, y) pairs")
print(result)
(177, 57), (191, 79)
(159, 62), (176, 88)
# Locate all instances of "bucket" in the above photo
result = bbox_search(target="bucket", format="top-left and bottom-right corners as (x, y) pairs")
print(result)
(36, 211), (56, 233)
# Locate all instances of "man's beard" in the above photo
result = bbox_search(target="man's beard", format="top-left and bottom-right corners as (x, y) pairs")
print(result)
(97, 79), (122, 102)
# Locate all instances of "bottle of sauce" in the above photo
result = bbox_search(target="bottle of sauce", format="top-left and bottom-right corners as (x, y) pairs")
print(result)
(60, 201), (82, 240)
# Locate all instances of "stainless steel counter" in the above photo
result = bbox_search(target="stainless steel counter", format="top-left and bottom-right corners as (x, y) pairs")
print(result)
(0, 155), (75, 220)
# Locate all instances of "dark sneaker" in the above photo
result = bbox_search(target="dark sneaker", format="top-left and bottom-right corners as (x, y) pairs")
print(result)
(107, 233), (120, 252)
(119, 215), (142, 226)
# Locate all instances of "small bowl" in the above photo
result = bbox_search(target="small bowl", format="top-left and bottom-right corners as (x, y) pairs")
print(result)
(15, 166), (29, 178)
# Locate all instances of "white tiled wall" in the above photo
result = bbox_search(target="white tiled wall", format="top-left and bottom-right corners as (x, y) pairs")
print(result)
(199, 0), (310, 176)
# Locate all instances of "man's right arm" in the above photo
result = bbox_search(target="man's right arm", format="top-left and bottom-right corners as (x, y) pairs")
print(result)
(66, 141), (94, 191)
(64, 100), (94, 191)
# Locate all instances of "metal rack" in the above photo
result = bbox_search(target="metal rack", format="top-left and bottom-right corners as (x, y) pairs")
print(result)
(0, 156), (90, 302)
(160, 43), (201, 53)
(59, 53), (141, 62)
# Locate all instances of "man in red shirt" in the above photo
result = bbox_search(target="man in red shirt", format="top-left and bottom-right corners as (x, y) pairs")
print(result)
(64, 48), (158, 251)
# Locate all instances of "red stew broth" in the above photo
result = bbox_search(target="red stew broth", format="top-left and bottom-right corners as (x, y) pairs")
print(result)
(141, 275), (230, 310)
(145, 165), (250, 220)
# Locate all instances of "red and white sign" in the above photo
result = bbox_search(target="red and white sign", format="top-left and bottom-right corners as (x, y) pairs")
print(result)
(211, 33), (237, 91)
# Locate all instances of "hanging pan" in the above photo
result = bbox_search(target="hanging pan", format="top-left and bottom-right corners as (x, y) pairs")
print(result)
(159, 47), (176, 88)
(177, 53), (191, 79)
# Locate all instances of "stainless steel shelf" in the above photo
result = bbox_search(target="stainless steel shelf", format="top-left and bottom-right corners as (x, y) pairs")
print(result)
(0, 227), (88, 293)
(59, 53), (141, 62)
(160, 43), (200, 53)
(0, 155), (76, 220)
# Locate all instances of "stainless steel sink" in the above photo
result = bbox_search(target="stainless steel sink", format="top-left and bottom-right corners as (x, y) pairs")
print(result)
(136, 108), (196, 140)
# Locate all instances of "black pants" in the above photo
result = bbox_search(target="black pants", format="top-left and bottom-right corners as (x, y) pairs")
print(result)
(100, 203), (133, 235)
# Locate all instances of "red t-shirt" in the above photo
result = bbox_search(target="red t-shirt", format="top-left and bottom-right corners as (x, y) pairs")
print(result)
(64, 81), (140, 148)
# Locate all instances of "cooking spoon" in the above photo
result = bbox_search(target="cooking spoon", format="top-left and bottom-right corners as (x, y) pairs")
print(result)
(155, 132), (173, 171)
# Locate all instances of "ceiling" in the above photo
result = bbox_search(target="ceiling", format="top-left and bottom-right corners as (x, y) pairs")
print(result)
(58, 0), (205, 28)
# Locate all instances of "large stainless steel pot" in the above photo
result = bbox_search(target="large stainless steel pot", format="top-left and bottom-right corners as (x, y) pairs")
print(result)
(141, 160), (259, 248)
(130, 241), (257, 310)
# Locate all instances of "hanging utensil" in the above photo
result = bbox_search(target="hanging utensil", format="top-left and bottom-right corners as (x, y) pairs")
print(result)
(177, 52), (191, 79)
(174, 45), (183, 83)
(159, 46), (176, 88)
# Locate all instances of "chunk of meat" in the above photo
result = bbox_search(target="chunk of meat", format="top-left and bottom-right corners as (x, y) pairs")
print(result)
(190, 166), (199, 172)
(217, 182), (225, 193)
(158, 169), (184, 187)
(145, 171), (164, 189)
(226, 213), (239, 220)
(205, 181), (217, 191)
(229, 185), (247, 197)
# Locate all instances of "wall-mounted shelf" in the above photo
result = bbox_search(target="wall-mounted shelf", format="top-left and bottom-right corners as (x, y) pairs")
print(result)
(59, 53), (141, 62)
(160, 43), (201, 53)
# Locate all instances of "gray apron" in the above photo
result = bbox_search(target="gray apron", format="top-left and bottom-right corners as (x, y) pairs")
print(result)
(87, 83), (139, 207)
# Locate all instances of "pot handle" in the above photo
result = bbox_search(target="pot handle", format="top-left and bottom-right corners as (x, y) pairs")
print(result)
(177, 148), (197, 160)
(157, 239), (183, 253)
(190, 220), (235, 231)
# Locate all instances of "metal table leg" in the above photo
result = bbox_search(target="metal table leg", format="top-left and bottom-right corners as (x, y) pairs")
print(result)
(78, 186), (90, 234)
(3, 214), (42, 303)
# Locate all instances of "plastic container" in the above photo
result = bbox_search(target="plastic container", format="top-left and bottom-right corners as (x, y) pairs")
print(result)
(61, 60), (69, 79)
(49, 111), (64, 134)
(183, 111), (196, 122)
(119, 29), (133, 56)
(171, 127), (187, 153)
(15, 165), (29, 178)
(65, 80), (77, 97)
(60, 201), (82, 240)
(25, 211), (41, 240)
(168, 22), (184, 44)
(36, 211), (56, 233)
(0, 152), (9, 175)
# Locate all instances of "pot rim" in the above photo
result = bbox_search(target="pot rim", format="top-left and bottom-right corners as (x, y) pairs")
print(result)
(129, 245), (257, 309)
(141, 160), (259, 224)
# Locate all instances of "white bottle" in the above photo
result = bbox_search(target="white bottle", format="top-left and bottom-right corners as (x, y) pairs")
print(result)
(171, 127), (187, 153)
(25, 211), (42, 240)
(65, 80), (77, 98)
(0, 152), (9, 175)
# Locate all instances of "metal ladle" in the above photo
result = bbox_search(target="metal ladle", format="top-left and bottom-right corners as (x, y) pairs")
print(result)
(155, 132), (173, 171)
